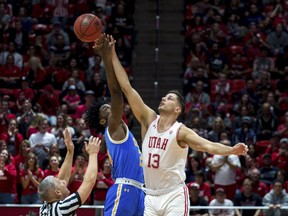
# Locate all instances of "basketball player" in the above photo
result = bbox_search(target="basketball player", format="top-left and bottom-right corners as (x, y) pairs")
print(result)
(84, 34), (145, 216)
(102, 34), (249, 216)
(38, 128), (101, 216)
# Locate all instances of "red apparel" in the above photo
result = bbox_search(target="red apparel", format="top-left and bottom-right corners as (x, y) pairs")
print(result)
(277, 124), (288, 138)
(26, 127), (39, 138)
(189, 181), (211, 201)
(252, 181), (268, 198)
(44, 169), (59, 178)
(94, 173), (114, 201)
(22, 66), (47, 85)
(75, 104), (87, 119)
(1, 132), (23, 156)
(20, 168), (44, 195)
(14, 155), (26, 183)
(16, 88), (35, 105)
(31, 2), (54, 19)
(0, 163), (17, 194)
(68, 167), (86, 193)
(0, 64), (22, 78)
(271, 152), (288, 170)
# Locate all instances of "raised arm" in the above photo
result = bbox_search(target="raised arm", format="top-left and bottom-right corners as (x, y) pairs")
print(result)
(77, 136), (101, 205)
(110, 37), (156, 134)
(57, 128), (74, 185)
(179, 126), (248, 156)
(94, 34), (124, 138)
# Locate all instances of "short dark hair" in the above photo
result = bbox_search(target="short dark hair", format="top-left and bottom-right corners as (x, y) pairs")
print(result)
(84, 97), (110, 132)
(167, 90), (185, 115)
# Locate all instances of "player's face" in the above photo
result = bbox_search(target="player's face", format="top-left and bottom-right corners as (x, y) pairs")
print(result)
(99, 104), (111, 120)
(158, 93), (180, 113)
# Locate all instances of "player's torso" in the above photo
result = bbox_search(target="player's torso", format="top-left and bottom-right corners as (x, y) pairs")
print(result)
(105, 126), (144, 183)
(142, 116), (188, 190)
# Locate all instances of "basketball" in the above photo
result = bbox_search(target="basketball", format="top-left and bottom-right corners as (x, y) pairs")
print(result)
(73, 13), (103, 42)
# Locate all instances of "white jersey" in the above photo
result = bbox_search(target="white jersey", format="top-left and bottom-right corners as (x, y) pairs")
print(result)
(142, 115), (188, 190)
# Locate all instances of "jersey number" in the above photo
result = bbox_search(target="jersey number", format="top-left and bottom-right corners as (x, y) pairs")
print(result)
(147, 153), (160, 168)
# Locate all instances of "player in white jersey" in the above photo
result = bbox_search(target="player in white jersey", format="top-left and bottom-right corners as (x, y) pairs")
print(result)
(105, 34), (248, 216)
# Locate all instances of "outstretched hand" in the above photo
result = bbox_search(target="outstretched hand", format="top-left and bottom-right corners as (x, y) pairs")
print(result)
(85, 136), (101, 155)
(64, 128), (74, 152)
(231, 143), (248, 156)
(93, 33), (115, 59)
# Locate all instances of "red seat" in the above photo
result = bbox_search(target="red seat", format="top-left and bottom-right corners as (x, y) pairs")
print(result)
(255, 140), (271, 154)
(230, 79), (245, 93)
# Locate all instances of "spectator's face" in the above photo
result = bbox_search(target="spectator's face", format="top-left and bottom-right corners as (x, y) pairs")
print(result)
(276, 24), (283, 33)
(277, 171), (285, 181)
(251, 169), (260, 181)
(190, 158), (199, 170)
(70, 59), (77, 68)
(39, 120), (49, 132)
(215, 192), (225, 203)
(50, 156), (59, 167)
(9, 120), (16, 130)
(57, 115), (64, 126)
(273, 182), (283, 195)
(240, 107), (248, 116)
(246, 80), (254, 89)
(195, 175), (203, 184)
(250, 4), (258, 14)
(1, 101), (8, 112)
(50, 144), (59, 155)
(242, 180), (253, 193)
(0, 149), (8, 162)
(6, 55), (14, 64)
(66, 116), (73, 126)
(195, 81), (204, 92)
(76, 156), (86, 166)
(27, 155), (36, 166)
(189, 187), (199, 197)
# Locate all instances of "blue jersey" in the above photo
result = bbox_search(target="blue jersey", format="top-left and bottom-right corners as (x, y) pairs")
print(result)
(105, 124), (144, 183)
(104, 124), (145, 216)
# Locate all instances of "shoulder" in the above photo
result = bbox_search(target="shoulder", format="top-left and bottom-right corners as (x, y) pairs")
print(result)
(59, 192), (82, 208)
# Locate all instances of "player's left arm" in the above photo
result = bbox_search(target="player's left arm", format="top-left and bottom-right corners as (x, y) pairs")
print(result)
(57, 128), (74, 185)
(178, 126), (248, 156)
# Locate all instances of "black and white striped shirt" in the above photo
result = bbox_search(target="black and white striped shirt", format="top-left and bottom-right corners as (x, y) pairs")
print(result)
(40, 192), (82, 216)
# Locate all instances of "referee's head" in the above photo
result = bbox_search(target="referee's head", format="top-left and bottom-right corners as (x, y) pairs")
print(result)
(38, 176), (70, 202)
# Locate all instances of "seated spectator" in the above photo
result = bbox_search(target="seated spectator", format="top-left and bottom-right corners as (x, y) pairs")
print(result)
(16, 76), (35, 111)
(233, 105), (254, 130)
(215, 73), (230, 97)
(233, 93), (256, 117)
(262, 180), (288, 216)
(256, 102), (278, 140)
(62, 73), (85, 95)
(1, 118), (23, 156)
(188, 170), (211, 202)
(0, 149), (17, 204)
(22, 56), (47, 89)
(211, 139), (241, 200)
(276, 111), (288, 138)
(185, 155), (203, 183)
(86, 72), (107, 98)
(0, 41), (23, 69)
(0, 54), (22, 88)
(42, 143), (63, 170)
(28, 117), (57, 168)
(234, 178), (262, 216)
(50, 113), (75, 158)
(187, 116), (208, 139)
(255, 71), (274, 103)
(252, 46), (274, 79)
(86, 54), (105, 81)
(250, 168), (269, 198)
(188, 182), (209, 216)
(266, 23), (288, 55)
(68, 154), (88, 204)
(265, 92), (282, 118)
(31, 0), (54, 24)
(260, 154), (278, 187)
(20, 152), (43, 204)
(75, 90), (95, 119)
(93, 158), (114, 212)
(228, 52), (251, 79)
(270, 170), (288, 193)
(71, 118), (90, 157)
(206, 42), (228, 79)
(61, 85), (81, 114)
(271, 138), (288, 170)
(66, 57), (86, 82)
(233, 116), (257, 146)
(207, 116), (226, 142)
(209, 187), (234, 216)
(43, 155), (60, 178)
(46, 20), (70, 48)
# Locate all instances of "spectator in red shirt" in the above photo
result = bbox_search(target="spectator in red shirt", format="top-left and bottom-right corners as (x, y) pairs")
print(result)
(0, 149), (17, 204)
(44, 155), (60, 178)
(276, 111), (288, 138)
(22, 56), (47, 89)
(250, 168), (269, 198)
(272, 138), (288, 170)
(16, 76), (35, 112)
(68, 154), (88, 203)
(20, 152), (44, 204)
(0, 54), (22, 88)
(75, 90), (95, 119)
(93, 158), (114, 210)
(62, 85), (81, 114)
(31, 0), (54, 24)
(1, 119), (23, 156)
(188, 170), (212, 202)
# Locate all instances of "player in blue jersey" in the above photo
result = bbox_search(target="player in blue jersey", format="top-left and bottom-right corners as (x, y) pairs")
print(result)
(84, 34), (145, 216)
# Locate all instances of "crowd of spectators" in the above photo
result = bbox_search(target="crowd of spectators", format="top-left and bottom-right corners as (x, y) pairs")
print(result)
(0, 0), (136, 208)
(183, 0), (288, 215)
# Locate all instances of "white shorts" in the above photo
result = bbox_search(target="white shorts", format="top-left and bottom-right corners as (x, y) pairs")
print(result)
(144, 184), (190, 216)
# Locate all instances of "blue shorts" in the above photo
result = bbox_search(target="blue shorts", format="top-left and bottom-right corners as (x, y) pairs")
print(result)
(104, 183), (145, 216)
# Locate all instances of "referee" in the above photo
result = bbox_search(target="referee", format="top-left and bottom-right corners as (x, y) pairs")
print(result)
(38, 128), (101, 216)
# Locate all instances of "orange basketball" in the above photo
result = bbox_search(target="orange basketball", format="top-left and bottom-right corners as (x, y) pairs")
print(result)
(73, 13), (103, 42)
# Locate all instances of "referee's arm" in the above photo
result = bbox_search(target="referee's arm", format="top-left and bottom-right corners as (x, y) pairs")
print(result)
(57, 129), (74, 185)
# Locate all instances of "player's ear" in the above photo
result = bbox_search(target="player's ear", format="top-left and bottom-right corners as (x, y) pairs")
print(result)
(175, 106), (181, 115)
(99, 119), (106, 126)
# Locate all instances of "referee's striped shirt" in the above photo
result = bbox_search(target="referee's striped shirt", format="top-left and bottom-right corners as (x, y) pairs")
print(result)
(39, 192), (82, 216)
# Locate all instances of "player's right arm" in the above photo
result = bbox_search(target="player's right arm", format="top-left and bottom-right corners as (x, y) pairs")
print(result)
(77, 136), (101, 204)
(111, 40), (156, 133)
